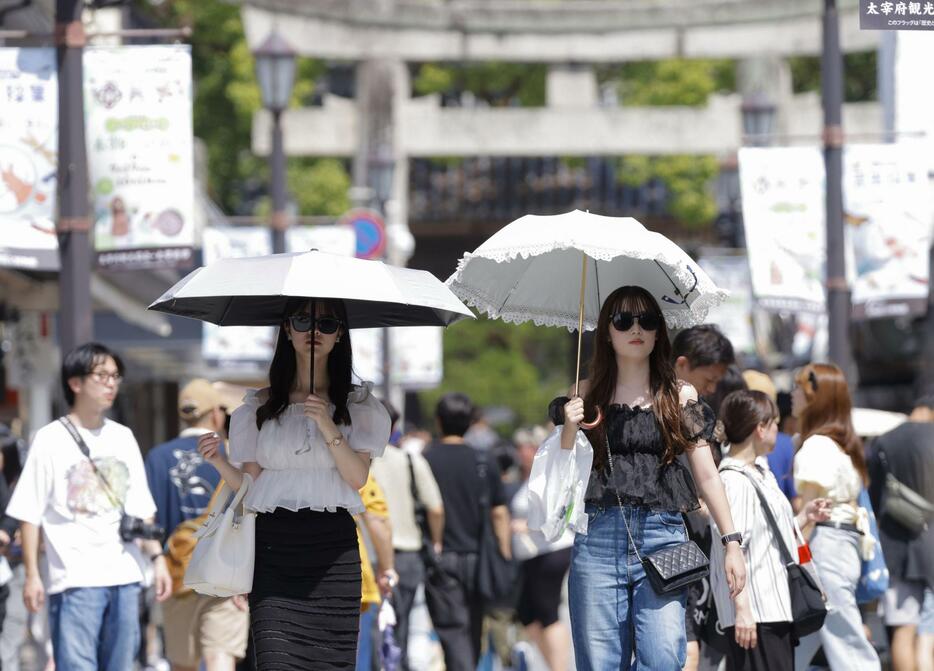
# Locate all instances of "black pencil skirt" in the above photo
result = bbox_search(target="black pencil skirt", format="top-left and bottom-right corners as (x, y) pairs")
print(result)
(249, 507), (361, 670)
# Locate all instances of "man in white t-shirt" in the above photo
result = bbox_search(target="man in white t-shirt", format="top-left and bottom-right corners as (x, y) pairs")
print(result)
(7, 342), (172, 671)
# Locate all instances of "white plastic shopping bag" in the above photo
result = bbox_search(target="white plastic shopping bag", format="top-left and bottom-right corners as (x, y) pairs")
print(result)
(527, 427), (593, 541)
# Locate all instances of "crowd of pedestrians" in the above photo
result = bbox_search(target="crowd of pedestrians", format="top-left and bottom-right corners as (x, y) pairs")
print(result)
(0, 296), (930, 671)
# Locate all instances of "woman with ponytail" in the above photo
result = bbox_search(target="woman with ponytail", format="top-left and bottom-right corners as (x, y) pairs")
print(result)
(557, 286), (747, 670)
(791, 363), (881, 670)
(198, 298), (391, 669)
(711, 390), (831, 670)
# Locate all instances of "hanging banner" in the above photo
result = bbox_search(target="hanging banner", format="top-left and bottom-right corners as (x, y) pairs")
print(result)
(738, 147), (826, 313)
(84, 45), (195, 270)
(698, 253), (756, 356)
(0, 48), (59, 270)
(844, 144), (931, 318)
(740, 145), (933, 319)
(860, 0), (934, 31)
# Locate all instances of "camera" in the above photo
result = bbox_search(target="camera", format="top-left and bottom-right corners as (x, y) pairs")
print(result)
(119, 514), (165, 543)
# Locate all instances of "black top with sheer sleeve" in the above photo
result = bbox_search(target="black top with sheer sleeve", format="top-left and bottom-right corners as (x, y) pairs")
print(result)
(582, 400), (716, 513)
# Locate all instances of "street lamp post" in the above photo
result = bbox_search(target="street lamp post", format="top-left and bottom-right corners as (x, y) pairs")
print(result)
(254, 31), (297, 255)
(56, 0), (93, 354)
(370, 143), (395, 402)
(741, 91), (777, 147)
(821, 0), (851, 373)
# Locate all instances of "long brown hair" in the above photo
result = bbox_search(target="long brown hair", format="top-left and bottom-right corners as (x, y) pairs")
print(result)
(794, 362), (867, 484)
(584, 286), (692, 469)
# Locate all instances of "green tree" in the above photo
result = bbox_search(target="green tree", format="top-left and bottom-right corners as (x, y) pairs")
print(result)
(414, 62), (547, 107)
(135, 0), (350, 216)
(606, 58), (735, 230)
(420, 316), (572, 433)
(788, 51), (878, 102)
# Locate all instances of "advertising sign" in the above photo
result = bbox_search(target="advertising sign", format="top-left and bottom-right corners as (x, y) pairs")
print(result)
(860, 0), (934, 30)
(739, 145), (932, 319)
(0, 48), (58, 270)
(84, 45), (195, 269)
(738, 147), (827, 313)
(844, 144), (932, 318)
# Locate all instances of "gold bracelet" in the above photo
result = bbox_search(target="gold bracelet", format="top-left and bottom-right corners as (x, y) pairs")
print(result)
(326, 435), (344, 449)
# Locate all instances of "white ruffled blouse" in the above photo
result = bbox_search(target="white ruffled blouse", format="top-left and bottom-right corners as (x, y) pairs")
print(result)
(228, 384), (390, 515)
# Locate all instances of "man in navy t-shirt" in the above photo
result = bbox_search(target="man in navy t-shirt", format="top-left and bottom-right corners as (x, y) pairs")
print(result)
(145, 380), (225, 537)
(146, 379), (248, 670)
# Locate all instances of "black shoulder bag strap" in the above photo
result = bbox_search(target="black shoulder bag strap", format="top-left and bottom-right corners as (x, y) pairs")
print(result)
(721, 465), (794, 565)
(475, 448), (492, 521)
(59, 416), (124, 513)
(407, 453), (429, 531)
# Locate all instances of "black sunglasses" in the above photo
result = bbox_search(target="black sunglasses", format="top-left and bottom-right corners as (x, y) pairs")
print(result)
(611, 311), (661, 332)
(288, 314), (342, 335)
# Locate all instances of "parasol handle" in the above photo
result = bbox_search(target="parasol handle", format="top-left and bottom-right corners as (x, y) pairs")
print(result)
(574, 254), (603, 430)
(310, 298), (317, 395)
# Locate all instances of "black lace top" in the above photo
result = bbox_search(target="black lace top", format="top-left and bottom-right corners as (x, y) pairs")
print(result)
(584, 400), (716, 513)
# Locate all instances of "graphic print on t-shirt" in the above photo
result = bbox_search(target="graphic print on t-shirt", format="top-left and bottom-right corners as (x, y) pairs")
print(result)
(169, 448), (214, 516)
(65, 457), (129, 516)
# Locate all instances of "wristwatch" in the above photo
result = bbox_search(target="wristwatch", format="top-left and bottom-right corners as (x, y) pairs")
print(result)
(721, 532), (743, 547)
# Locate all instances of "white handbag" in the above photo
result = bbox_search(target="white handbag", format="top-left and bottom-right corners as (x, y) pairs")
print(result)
(184, 474), (256, 597)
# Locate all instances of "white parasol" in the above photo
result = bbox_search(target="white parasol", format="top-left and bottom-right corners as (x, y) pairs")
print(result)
(446, 210), (727, 425)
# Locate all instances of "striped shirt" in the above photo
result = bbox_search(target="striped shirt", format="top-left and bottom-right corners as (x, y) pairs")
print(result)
(709, 456), (797, 627)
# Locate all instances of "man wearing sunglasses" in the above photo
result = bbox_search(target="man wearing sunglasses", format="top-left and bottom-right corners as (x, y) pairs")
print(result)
(7, 342), (171, 671)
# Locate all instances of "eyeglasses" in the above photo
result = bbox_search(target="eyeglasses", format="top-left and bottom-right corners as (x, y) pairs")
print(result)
(288, 314), (342, 335)
(87, 371), (123, 385)
(610, 311), (660, 332)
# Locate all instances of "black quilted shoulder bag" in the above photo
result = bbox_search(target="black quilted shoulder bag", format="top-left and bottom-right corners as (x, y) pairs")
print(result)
(605, 435), (709, 594)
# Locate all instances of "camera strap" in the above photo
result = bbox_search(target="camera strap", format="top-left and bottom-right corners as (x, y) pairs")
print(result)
(58, 416), (125, 514)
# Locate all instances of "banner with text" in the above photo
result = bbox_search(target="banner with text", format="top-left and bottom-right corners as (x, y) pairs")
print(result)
(739, 145), (932, 318)
(84, 45), (195, 269)
(860, 0), (934, 30)
(0, 48), (58, 270)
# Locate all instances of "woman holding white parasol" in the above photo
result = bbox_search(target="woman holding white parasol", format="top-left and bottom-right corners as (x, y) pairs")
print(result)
(448, 211), (747, 669)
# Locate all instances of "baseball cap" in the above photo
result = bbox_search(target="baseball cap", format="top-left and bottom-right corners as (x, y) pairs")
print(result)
(178, 379), (224, 421)
(742, 370), (777, 403)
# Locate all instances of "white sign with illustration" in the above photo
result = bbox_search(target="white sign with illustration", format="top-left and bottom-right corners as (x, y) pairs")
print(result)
(0, 48), (58, 270)
(739, 147), (826, 313)
(739, 144), (932, 318)
(84, 45), (195, 269)
(844, 144), (932, 318)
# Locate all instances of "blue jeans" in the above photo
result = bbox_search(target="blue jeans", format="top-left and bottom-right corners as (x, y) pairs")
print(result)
(48, 583), (141, 671)
(569, 505), (688, 671)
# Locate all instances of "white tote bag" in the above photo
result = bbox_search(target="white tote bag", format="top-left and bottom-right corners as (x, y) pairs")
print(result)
(184, 474), (255, 597)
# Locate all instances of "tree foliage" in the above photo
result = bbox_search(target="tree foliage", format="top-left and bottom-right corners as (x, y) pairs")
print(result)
(134, 0), (349, 216)
(414, 62), (547, 107)
(608, 58), (734, 230)
(420, 316), (572, 432)
(788, 51), (878, 102)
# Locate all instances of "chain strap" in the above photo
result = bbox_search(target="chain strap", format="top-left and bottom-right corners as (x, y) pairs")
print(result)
(604, 433), (644, 561)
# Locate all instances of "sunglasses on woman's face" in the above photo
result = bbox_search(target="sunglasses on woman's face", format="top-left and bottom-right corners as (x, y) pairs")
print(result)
(288, 314), (342, 335)
(610, 311), (661, 332)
